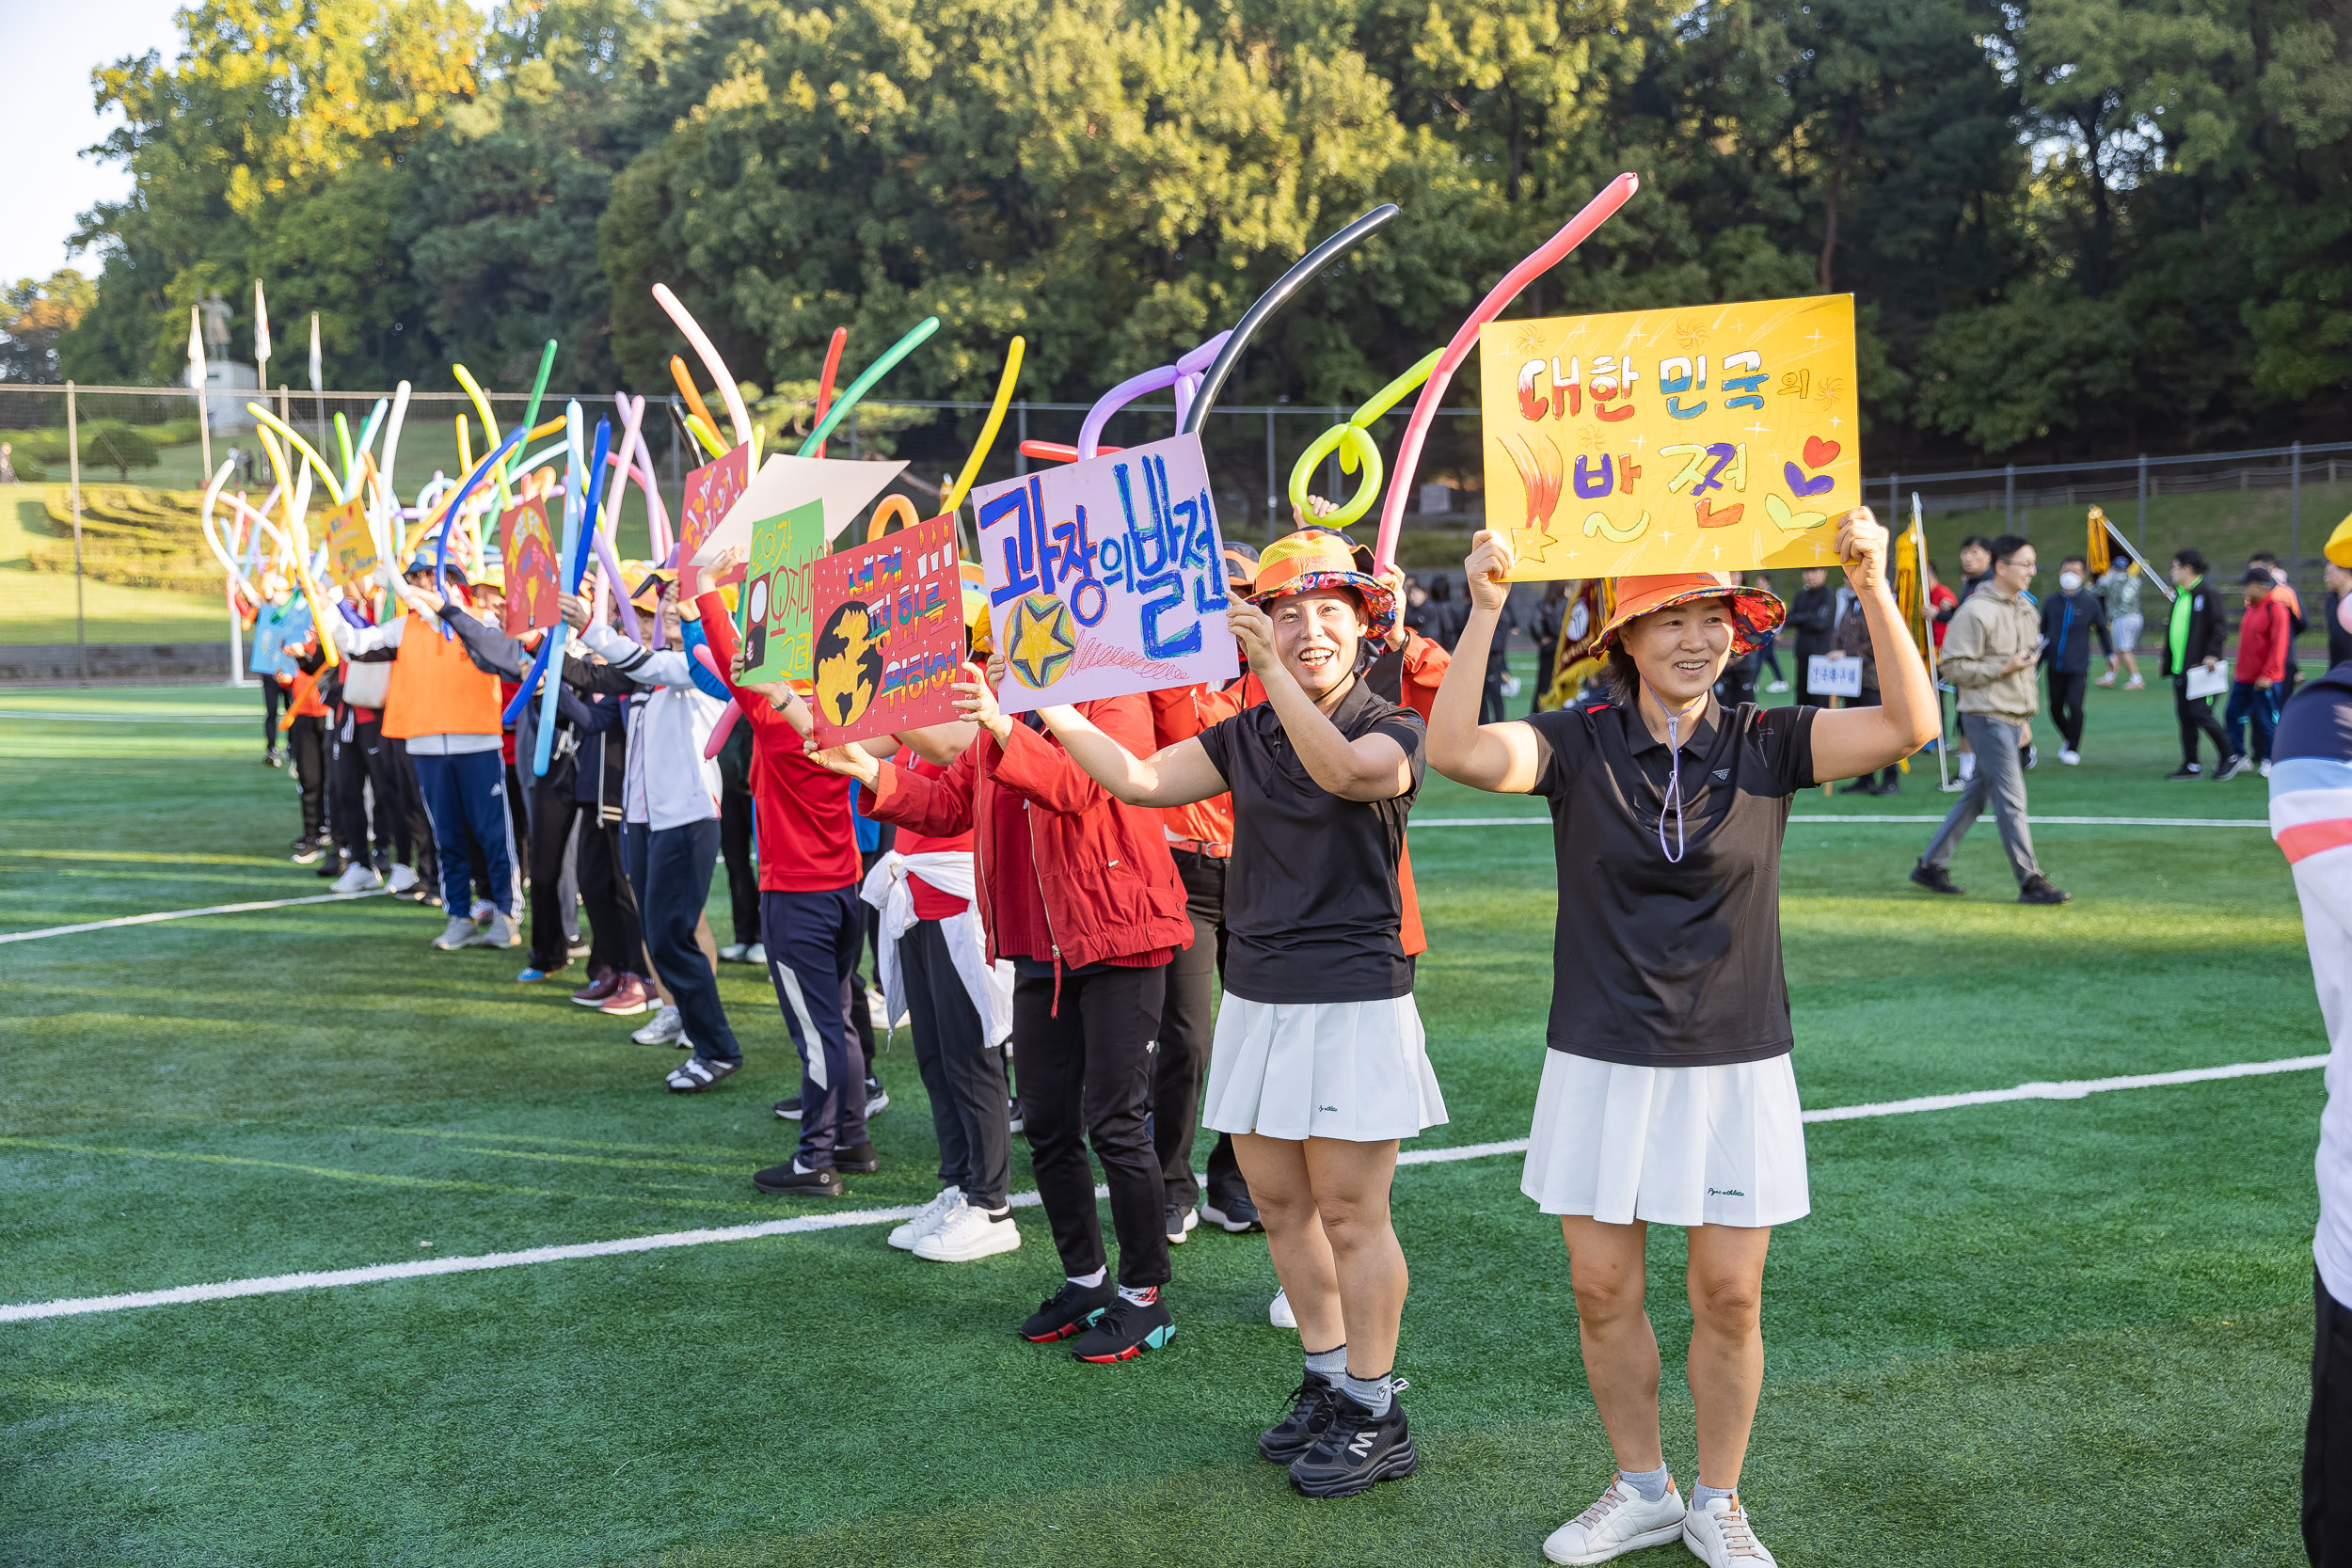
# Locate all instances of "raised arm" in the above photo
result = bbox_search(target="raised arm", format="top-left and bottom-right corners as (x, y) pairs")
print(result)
(1231, 599), (1414, 801)
(1425, 531), (1546, 794)
(1809, 508), (1942, 781)
(1032, 705), (1230, 808)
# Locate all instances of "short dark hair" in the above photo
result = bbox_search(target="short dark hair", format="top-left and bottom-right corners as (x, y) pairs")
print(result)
(2242, 567), (2276, 587)
(1961, 534), (1993, 553)
(2250, 550), (2279, 566)
(2174, 547), (2207, 573)
(1991, 534), (2032, 563)
(1605, 642), (1641, 704)
(2060, 554), (2086, 569)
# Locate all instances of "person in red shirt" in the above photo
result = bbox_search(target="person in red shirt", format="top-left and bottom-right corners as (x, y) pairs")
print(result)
(283, 640), (333, 863)
(2229, 566), (2293, 773)
(811, 660), (1194, 1363)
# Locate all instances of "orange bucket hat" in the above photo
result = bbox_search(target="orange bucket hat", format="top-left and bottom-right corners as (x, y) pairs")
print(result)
(1249, 529), (1398, 643)
(1596, 572), (1785, 656)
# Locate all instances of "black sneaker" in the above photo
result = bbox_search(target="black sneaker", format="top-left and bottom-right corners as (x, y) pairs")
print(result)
(290, 839), (323, 865)
(1018, 1278), (1117, 1342)
(1070, 1293), (1176, 1363)
(1259, 1377), (1339, 1464)
(1908, 861), (1963, 895)
(834, 1141), (881, 1175)
(2165, 764), (2202, 780)
(2216, 752), (2253, 781)
(772, 1096), (803, 1121)
(2021, 742), (2038, 770)
(1200, 1190), (1263, 1233)
(1008, 1097), (1024, 1135)
(2018, 875), (2072, 906)
(1166, 1203), (1197, 1244)
(1289, 1388), (1418, 1497)
(752, 1163), (843, 1196)
(864, 1078), (889, 1116)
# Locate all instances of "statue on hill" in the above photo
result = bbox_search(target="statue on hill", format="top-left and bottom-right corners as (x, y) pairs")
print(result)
(198, 291), (233, 360)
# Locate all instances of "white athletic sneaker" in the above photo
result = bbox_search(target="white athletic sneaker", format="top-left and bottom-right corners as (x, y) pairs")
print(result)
(914, 1197), (1022, 1261)
(1764, 680), (1789, 694)
(1682, 1494), (1777, 1567)
(1269, 1288), (1297, 1329)
(745, 942), (767, 966)
(332, 863), (384, 894)
(480, 911), (521, 949)
(2059, 748), (2082, 766)
(1542, 1476), (1688, 1564)
(631, 1005), (684, 1046)
(719, 942), (749, 963)
(386, 863), (421, 895)
(2261, 759), (2273, 779)
(430, 915), (478, 951)
(469, 899), (497, 924)
(889, 1186), (963, 1251)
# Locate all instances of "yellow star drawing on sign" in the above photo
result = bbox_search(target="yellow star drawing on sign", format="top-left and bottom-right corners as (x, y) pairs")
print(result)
(1007, 594), (1078, 689)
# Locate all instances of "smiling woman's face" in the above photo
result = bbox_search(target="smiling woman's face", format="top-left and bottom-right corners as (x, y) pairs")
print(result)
(1268, 588), (1368, 700)
(1624, 597), (1734, 708)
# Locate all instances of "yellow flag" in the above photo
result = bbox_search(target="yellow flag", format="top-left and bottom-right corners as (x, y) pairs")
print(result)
(2087, 506), (2113, 577)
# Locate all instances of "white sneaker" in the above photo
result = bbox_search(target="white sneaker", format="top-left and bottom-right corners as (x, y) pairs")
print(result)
(480, 911), (521, 948)
(1542, 1476), (1688, 1564)
(745, 942), (767, 966)
(332, 863), (384, 894)
(2261, 759), (2273, 779)
(913, 1197), (1022, 1261)
(469, 899), (497, 924)
(1764, 680), (1789, 694)
(631, 1005), (683, 1046)
(1682, 1494), (1777, 1567)
(719, 942), (749, 963)
(2059, 748), (2081, 766)
(1269, 1288), (1296, 1329)
(387, 863), (421, 895)
(889, 1186), (963, 1251)
(430, 915), (478, 951)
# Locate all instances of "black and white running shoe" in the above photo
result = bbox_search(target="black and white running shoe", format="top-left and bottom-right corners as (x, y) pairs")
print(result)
(1289, 1387), (1418, 1498)
(1259, 1377), (1338, 1464)
(1018, 1278), (1117, 1343)
(665, 1055), (738, 1094)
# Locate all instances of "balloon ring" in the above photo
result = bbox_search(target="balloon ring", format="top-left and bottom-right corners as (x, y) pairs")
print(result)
(1288, 423), (1384, 528)
(866, 495), (920, 541)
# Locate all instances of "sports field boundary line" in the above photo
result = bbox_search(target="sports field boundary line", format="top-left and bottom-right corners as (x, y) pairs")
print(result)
(1412, 816), (2271, 829)
(2, 1054), (2323, 1326)
(0, 708), (253, 722)
(0, 889), (390, 944)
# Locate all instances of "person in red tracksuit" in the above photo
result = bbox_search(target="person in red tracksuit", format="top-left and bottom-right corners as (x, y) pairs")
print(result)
(2229, 566), (2293, 772)
(811, 665), (1195, 1364)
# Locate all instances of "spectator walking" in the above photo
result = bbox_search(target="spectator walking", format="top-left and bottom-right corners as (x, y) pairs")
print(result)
(2229, 567), (2293, 777)
(2253, 551), (2308, 701)
(2039, 554), (2112, 765)
(2096, 559), (2147, 689)
(2163, 548), (2243, 781)
(1911, 535), (2070, 904)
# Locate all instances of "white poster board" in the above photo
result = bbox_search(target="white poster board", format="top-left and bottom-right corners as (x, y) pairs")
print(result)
(1807, 654), (1864, 698)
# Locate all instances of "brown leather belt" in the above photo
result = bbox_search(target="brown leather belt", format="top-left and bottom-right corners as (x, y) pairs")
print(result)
(1168, 838), (1232, 859)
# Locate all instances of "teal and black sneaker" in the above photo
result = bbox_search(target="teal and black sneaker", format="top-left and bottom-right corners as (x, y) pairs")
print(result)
(1019, 1278), (1116, 1342)
(1070, 1292), (1174, 1363)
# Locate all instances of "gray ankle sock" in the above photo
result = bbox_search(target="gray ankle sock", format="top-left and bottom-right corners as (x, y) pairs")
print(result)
(1619, 1465), (1671, 1503)
(1339, 1369), (1392, 1418)
(1692, 1482), (1737, 1512)
(1304, 1345), (1347, 1386)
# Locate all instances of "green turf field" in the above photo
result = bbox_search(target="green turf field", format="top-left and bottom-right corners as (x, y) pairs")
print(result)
(0, 671), (2328, 1566)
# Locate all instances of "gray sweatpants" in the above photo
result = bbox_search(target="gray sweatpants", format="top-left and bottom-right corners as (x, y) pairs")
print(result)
(1922, 712), (2042, 886)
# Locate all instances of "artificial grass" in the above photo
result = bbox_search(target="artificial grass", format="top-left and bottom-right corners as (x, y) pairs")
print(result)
(0, 673), (2330, 1566)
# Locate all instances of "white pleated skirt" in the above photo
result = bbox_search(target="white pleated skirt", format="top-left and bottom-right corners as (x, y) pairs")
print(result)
(1519, 1050), (1810, 1228)
(1201, 992), (1449, 1144)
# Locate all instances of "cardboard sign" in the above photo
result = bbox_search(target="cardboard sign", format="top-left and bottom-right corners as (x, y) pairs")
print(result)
(688, 452), (908, 573)
(738, 499), (827, 684)
(322, 498), (376, 591)
(1807, 654), (1863, 698)
(1481, 294), (1861, 579)
(676, 444), (752, 564)
(803, 514), (964, 747)
(970, 432), (1237, 715)
(499, 497), (562, 635)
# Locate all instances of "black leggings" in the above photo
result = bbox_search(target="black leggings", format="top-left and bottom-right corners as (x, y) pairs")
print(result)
(576, 817), (643, 977)
(262, 679), (286, 752)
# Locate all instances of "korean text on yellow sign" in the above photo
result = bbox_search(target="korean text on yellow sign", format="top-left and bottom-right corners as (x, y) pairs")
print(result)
(1478, 294), (1860, 579)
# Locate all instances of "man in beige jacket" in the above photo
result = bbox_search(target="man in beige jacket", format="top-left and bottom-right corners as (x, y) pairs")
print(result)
(1911, 534), (2071, 904)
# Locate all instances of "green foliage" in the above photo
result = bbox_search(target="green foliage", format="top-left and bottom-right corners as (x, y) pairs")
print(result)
(1, 270), (97, 383)
(31, 483), (214, 588)
(78, 427), (160, 482)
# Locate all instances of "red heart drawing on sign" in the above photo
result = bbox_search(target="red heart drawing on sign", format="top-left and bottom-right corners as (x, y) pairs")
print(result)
(1694, 499), (1744, 530)
(1803, 436), (1840, 469)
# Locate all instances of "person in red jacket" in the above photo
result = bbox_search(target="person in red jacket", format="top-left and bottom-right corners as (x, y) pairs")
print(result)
(812, 662), (1194, 1363)
(2229, 566), (2293, 775)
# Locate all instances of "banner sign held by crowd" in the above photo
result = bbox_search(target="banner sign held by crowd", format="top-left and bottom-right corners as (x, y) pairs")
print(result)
(676, 445), (752, 564)
(1806, 654), (1863, 698)
(804, 513), (963, 748)
(738, 499), (826, 684)
(322, 498), (377, 592)
(499, 497), (562, 634)
(1480, 293), (1860, 579)
(971, 432), (1236, 715)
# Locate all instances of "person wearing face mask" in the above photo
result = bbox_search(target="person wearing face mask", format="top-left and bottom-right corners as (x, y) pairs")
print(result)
(1029, 529), (1439, 1497)
(1426, 511), (1933, 1568)
(2039, 555), (2112, 765)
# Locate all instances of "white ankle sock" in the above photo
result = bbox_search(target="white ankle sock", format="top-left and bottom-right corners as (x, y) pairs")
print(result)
(1067, 1267), (1106, 1290)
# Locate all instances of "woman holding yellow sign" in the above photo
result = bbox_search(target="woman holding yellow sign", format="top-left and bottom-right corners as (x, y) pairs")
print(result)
(1426, 509), (1934, 1568)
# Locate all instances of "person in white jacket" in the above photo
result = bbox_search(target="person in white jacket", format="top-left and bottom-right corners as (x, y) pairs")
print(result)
(561, 578), (739, 1091)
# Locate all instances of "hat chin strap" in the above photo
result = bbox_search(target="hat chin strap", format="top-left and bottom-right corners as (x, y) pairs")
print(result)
(1641, 678), (1708, 865)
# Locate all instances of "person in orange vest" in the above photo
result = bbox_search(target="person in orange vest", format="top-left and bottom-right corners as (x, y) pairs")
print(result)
(283, 638), (334, 864)
(332, 558), (521, 951)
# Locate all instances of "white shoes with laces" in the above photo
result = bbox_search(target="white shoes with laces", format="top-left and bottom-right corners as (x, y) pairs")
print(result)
(1542, 1475), (1687, 1564)
(889, 1186), (962, 1251)
(913, 1196), (1021, 1261)
(1269, 1288), (1296, 1328)
(1682, 1493), (1777, 1566)
(631, 1005), (684, 1046)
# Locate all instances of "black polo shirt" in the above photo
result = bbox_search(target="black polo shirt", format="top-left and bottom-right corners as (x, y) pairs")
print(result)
(1526, 696), (1817, 1067)
(1196, 677), (1425, 1006)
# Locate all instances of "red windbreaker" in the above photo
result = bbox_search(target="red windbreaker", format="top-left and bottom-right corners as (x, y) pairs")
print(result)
(2237, 594), (2290, 684)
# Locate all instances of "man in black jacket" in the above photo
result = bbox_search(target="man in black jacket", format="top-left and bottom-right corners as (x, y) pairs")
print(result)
(1788, 565), (1840, 706)
(2040, 554), (2113, 764)
(2163, 546), (2243, 779)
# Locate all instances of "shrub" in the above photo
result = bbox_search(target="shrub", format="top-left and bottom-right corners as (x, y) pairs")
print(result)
(82, 425), (160, 480)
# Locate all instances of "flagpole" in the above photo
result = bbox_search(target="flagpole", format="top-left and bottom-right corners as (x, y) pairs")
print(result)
(1912, 494), (1950, 792)
(2093, 509), (2177, 604)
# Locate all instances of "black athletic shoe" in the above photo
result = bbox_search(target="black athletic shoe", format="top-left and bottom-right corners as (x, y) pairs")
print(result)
(865, 1078), (889, 1116)
(2165, 764), (2202, 780)
(1259, 1377), (1339, 1464)
(1908, 861), (1963, 895)
(834, 1141), (881, 1175)
(2018, 874), (2073, 906)
(1200, 1191), (1263, 1233)
(752, 1163), (843, 1196)
(1070, 1294), (1176, 1363)
(2021, 742), (2038, 770)
(772, 1096), (803, 1121)
(1018, 1278), (1117, 1342)
(1289, 1389), (1418, 1497)
(2216, 752), (2253, 781)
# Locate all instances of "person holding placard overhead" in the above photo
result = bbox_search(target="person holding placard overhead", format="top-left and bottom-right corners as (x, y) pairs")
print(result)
(1425, 509), (1934, 1568)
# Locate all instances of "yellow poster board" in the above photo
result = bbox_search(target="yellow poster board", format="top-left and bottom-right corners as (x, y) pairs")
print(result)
(323, 497), (377, 591)
(1479, 294), (1860, 579)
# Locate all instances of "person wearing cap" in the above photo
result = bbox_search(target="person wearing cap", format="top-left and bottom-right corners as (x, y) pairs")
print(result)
(1427, 511), (1935, 1568)
(2327, 516), (2352, 671)
(336, 557), (522, 950)
(2228, 565), (2294, 777)
(1027, 528), (1440, 1497)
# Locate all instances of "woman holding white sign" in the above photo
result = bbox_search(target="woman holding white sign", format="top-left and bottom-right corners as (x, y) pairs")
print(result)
(1426, 510), (1933, 1568)
(1026, 529), (1441, 1500)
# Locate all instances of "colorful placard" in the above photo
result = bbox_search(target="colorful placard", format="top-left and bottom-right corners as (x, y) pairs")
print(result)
(804, 514), (964, 748)
(676, 443), (751, 564)
(322, 498), (376, 591)
(738, 499), (827, 684)
(1479, 293), (1860, 578)
(970, 431), (1237, 715)
(499, 496), (562, 634)
(688, 452), (910, 577)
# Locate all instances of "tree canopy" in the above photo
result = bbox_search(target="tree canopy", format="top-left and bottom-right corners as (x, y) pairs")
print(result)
(46, 0), (2352, 466)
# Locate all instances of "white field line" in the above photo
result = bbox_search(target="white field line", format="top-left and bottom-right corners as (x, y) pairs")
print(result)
(0, 709), (252, 722)
(0, 889), (389, 944)
(1413, 816), (2270, 829)
(2, 1055), (2323, 1325)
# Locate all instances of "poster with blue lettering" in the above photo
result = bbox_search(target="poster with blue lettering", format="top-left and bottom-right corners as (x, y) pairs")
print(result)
(970, 432), (1236, 715)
